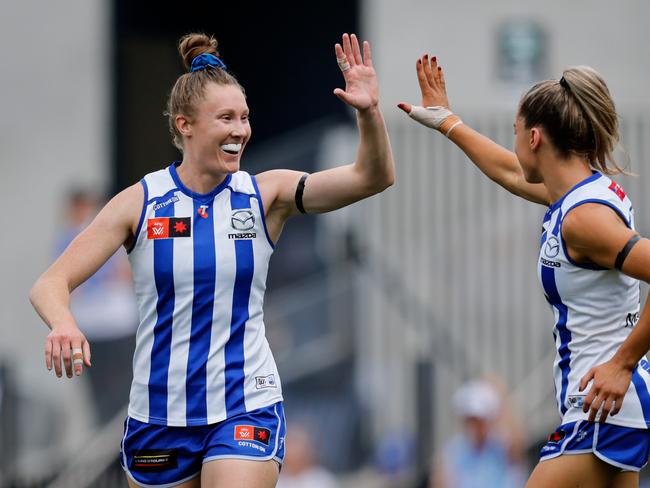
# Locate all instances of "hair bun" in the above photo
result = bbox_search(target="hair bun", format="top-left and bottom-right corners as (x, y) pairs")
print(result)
(178, 33), (220, 71)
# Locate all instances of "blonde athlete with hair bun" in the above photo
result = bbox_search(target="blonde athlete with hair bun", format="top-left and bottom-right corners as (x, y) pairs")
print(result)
(400, 56), (650, 487)
(30, 32), (394, 488)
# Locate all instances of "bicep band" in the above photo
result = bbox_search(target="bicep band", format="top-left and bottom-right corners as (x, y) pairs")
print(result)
(614, 234), (641, 270)
(294, 173), (308, 214)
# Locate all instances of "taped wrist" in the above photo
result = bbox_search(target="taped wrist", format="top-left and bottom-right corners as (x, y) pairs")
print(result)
(408, 105), (463, 137)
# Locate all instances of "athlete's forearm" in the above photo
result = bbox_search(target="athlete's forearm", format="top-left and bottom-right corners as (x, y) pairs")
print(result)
(29, 274), (78, 331)
(612, 290), (650, 370)
(446, 123), (547, 204)
(354, 105), (395, 192)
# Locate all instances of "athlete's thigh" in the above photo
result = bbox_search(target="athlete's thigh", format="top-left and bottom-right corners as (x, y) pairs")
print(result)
(201, 458), (280, 488)
(612, 471), (639, 488)
(526, 453), (617, 488)
(126, 475), (201, 488)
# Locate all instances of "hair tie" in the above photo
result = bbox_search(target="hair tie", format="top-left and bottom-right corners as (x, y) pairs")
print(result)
(190, 53), (227, 72)
(559, 76), (570, 89)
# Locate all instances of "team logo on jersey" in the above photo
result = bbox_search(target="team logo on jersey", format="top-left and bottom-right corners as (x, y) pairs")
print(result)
(255, 374), (277, 389)
(231, 209), (255, 231)
(147, 217), (191, 239)
(198, 205), (209, 219)
(544, 236), (560, 258)
(609, 181), (626, 201)
(234, 425), (271, 446)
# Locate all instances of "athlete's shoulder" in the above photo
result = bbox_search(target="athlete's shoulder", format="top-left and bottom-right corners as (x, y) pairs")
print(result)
(228, 170), (256, 195)
(141, 164), (177, 198)
(563, 173), (631, 210)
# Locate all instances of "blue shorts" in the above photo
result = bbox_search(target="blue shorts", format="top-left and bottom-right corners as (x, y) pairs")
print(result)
(120, 402), (286, 487)
(539, 420), (650, 471)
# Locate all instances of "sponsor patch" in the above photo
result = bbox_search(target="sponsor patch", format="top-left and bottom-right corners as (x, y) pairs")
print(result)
(255, 374), (277, 389)
(152, 195), (179, 211)
(234, 425), (271, 446)
(231, 209), (255, 231)
(547, 429), (566, 444)
(228, 232), (257, 240)
(568, 395), (585, 408)
(609, 181), (626, 201)
(147, 217), (191, 239)
(131, 449), (178, 472)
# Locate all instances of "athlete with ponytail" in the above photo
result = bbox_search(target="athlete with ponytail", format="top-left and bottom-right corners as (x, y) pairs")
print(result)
(29, 32), (394, 487)
(400, 56), (650, 487)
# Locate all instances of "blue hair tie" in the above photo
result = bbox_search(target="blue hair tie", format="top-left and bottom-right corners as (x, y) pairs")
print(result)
(190, 53), (227, 72)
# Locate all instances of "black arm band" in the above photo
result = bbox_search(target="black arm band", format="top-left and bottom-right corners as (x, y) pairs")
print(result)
(614, 234), (641, 270)
(294, 173), (309, 214)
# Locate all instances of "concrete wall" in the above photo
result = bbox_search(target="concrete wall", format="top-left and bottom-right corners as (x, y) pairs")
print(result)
(0, 0), (109, 475)
(364, 0), (650, 114)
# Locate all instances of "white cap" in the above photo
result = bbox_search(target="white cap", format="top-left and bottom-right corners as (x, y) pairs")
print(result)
(453, 380), (500, 420)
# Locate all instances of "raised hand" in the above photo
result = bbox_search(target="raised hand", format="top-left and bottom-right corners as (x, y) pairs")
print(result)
(333, 33), (378, 112)
(398, 54), (450, 114)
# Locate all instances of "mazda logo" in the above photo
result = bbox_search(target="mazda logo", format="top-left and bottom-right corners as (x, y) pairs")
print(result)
(231, 210), (255, 231)
(545, 236), (560, 258)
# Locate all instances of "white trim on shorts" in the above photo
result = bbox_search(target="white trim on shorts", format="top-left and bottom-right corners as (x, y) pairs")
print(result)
(124, 470), (201, 488)
(121, 416), (202, 488)
(540, 420), (646, 472)
(540, 421), (585, 462)
(592, 423), (645, 473)
(202, 404), (283, 465)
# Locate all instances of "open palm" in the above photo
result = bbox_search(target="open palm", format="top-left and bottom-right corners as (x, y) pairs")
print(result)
(333, 33), (378, 111)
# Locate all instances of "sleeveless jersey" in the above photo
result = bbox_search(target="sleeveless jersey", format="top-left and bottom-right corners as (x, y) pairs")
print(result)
(538, 171), (650, 429)
(127, 162), (282, 426)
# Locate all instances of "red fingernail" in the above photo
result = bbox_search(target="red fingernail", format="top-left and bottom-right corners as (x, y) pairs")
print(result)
(433, 56), (437, 62)
(438, 67), (442, 71)
(417, 59), (421, 64)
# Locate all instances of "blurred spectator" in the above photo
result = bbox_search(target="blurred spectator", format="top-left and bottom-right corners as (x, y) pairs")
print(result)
(430, 378), (526, 488)
(277, 424), (339, 488)
(55, 188), (138, 425)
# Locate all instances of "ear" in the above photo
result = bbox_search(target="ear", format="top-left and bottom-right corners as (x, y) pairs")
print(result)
(175, 115), (192, 138)
(529, 127), (542, 152)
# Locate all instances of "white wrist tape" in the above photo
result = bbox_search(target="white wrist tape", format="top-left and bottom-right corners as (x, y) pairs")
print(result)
(407, 105), (463, 137)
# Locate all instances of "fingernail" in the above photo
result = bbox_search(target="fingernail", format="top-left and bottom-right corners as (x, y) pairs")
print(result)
(432, 56), (437, 62)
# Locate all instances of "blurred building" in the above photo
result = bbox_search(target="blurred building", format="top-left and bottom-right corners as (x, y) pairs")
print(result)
(2, 0), (650, 486)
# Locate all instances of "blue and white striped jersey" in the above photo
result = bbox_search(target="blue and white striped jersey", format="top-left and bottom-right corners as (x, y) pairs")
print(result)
(127, 162), (282, 426)
(538, 171), (650, 429)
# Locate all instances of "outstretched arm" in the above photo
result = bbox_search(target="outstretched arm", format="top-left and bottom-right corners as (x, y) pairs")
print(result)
(398, 54), (550, 206)
(256, 33), (395, 241)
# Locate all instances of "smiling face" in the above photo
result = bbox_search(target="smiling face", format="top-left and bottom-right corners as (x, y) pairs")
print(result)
(178, 82), (251, 175)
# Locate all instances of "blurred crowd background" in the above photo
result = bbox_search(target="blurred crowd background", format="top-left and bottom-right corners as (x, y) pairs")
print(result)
(1, 1), (649, 487)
